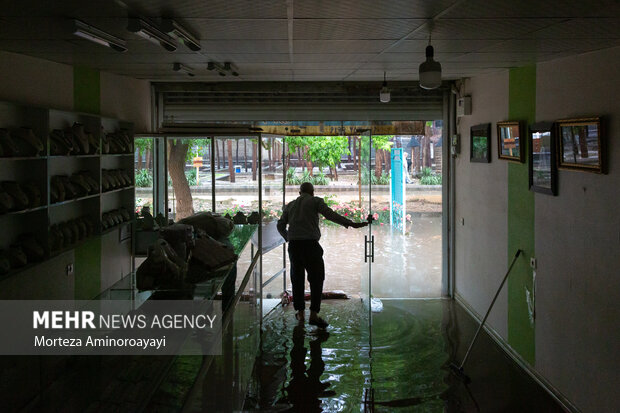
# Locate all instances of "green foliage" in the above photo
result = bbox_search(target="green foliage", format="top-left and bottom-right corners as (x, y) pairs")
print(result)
(421, 167), (433, 177)
(185, 168), (197, 186)
(285, 136), (350, 169)
(420, 168), (442, 185)
(286, 167), (331, 186)
(134, 138), (153, 156)
(361, 168), (390, 185)
(305, 136), (350, 168)
(135, 169), (153, 187)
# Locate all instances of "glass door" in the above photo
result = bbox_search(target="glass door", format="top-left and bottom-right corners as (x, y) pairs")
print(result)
(357, 129), (375, 407)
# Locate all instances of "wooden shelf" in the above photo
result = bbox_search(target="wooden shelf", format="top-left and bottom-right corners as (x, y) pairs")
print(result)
(50, 193), (100, 207)
(0, 156), (46, 161)
(101, 220), (134, 235)
(102, 186), (135, 195)
(49, 233), (99, 259)
(49, 154), (99, 159)
(0, 258), (48, 282)
(0, 205), (47, 217)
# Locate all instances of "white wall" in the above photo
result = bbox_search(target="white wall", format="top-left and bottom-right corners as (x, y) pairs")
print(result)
(0, 50), (151, 130)
(455, 71), (509, 339)
(101, 71), (151, 132)
(455, 46), (620, 412)
(534, 47), (620, 413)
(0, 51), (73, 110)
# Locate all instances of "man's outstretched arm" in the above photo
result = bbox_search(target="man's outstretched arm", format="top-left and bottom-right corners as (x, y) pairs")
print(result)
(317, 198), (367, 228)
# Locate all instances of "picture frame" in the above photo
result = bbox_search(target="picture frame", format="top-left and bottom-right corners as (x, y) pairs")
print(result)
(497, 121), (525, 162)
(529, 122), (557, 196)
(470, 123), (491, 163)
(556, 117), (605, 174)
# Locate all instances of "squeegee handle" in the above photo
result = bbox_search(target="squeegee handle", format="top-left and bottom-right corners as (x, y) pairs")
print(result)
(460, 249), (522, 368)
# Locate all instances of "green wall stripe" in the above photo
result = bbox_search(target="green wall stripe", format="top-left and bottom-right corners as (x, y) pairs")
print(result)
(73, 66), (102, 299)
(74, 238), (102, 300)
(507, 65), (536, 365)
(73, 66), (100, 114)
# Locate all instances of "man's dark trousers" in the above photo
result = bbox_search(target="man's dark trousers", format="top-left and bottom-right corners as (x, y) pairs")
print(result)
(288, 240), (325, 313)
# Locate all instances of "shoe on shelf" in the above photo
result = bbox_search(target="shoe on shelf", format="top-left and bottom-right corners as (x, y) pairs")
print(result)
(72, 123), (90, 155)
(2, 181), (29, 210)
(14, 127), (44, 156)
(0, 128), (20, 157)
(0, 251), (10, 274)
(87, 133), (99, 154)
(7, 245), (28, 268)
(22, 182), (42, 208)
(0, 190), (14, 213)
(17, 234), (45, 262)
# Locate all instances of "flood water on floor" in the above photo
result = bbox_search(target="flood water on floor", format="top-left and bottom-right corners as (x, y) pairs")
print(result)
(244, 299), (565, 412)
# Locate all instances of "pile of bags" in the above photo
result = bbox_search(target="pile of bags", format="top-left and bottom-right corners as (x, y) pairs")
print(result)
(136, 212), (238, 291)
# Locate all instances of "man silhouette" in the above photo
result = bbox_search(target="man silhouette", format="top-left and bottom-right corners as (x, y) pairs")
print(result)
(277, 182), (368, 328)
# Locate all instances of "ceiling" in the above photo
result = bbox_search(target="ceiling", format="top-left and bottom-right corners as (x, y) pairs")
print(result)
(0, 0), (619, 82)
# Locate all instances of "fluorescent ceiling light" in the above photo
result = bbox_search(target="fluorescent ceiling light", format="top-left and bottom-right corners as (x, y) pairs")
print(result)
(173, 62), (195, 77)
(73, 19), (127, 52)
(127, 18), (177, 52)
(162, 19), (201, 51)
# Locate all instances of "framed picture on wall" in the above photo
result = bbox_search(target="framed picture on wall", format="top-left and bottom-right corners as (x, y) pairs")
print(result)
(529, 122), (557, 196)
(557, 117), (606, 174)
(470, 123), (491, 163)
(497, 121), (525, 162)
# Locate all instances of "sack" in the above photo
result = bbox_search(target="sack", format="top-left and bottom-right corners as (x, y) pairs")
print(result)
(179, 212), (234, 240)
(160, 224), (194, 260)
(136, 239), (186, 291)
(191, 235), (237, 272)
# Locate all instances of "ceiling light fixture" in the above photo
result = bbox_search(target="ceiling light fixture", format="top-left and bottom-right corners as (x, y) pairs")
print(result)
(380, 71), (391, 103)
(73, 19), (127, 52)
(173, 62), (195, 77)
(223, 62), (239, 77)
(208, 61), (227, 76)
(161, 19), (201, 51)
(208, 61), (240, 77)
(419, 33), (442, 90)
(127, 18), (177, 52)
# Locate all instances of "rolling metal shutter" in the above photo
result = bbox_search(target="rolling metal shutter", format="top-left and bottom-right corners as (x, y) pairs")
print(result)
(157, 82), (446, 122)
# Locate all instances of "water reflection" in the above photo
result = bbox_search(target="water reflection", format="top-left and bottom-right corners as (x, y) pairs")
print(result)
(282, 326), (334, 411)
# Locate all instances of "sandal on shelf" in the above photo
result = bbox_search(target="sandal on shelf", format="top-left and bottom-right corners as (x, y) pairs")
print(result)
(309, 316), (329, 329)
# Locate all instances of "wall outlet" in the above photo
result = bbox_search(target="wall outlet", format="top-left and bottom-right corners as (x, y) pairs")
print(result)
(66, 264), (74, 276)
(530, 257), (537, 269)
